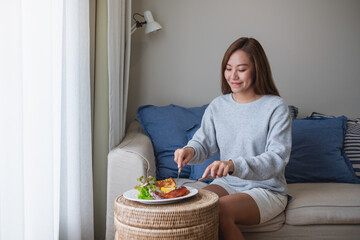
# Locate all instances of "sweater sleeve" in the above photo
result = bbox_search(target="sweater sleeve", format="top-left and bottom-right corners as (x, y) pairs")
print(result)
(185, 105), (220, 165)
(231, 102), (292, 180)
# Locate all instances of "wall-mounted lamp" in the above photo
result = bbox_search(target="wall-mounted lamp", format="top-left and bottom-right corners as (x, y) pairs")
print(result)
(131, 10), (162, 35)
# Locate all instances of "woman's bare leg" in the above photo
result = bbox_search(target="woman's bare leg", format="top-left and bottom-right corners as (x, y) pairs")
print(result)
(219, 193), (260, 240)
(203, 184), (229, 198)
(203, 185), (260, 240)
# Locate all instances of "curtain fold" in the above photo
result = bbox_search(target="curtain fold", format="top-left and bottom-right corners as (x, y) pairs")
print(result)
(108, 0), (132, 151)
(0, 0), (94, 239)
(106, 0), (131, 239)
(59, 1), (94, 239)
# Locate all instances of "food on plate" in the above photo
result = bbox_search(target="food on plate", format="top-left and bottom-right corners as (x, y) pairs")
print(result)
(135, 176), (190, 200)
(156, 177), (176, 193)
(161, 186), (190, 199)
(135, 176), (157, 199)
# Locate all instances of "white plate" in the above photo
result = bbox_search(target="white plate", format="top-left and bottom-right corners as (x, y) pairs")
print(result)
(123, 186), (198, 204)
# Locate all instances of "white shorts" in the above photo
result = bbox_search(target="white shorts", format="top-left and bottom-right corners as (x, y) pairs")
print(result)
(211, 180), (288, 224)
(243, 188), (288, 224)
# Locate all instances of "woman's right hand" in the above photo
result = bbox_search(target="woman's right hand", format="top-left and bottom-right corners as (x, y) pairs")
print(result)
(174, 147), (195, 169)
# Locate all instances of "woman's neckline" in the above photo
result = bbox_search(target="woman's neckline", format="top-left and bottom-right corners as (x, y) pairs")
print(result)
(230, 93), (265, 105)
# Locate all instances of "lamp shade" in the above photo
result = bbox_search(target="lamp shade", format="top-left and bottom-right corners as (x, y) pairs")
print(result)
(143, 10), (162, 34)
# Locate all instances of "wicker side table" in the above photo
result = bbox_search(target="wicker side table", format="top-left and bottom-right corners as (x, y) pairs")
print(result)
(114, 189), (219, 240)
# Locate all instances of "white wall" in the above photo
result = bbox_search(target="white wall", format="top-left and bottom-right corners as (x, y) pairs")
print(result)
(128, 0), (360, 124)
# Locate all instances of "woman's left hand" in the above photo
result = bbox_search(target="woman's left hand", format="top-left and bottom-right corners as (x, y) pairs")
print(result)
(202, 160), (234, 179)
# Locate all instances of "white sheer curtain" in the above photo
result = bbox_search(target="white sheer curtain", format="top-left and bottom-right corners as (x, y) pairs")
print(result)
(108, 0), (132, 150)
(0, 0), (94, 239)
(106, 0), (131, 239)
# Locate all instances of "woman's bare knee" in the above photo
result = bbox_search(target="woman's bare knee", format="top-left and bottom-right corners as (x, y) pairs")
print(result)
(218, 193), (260, 225)
(203, 184), (229, 198)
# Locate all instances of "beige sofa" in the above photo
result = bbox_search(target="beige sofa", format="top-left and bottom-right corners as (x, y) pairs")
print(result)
(105, 121), (360, 240)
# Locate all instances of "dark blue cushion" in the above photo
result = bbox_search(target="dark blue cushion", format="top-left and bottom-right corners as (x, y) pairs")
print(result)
(186, 125), (218, 184)
(285, 116), (360, 184)
(308, 112), (360, 179)
(137, 104), (208, 180)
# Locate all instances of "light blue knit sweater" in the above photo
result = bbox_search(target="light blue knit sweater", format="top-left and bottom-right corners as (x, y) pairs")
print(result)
(186, 94), (292, 195)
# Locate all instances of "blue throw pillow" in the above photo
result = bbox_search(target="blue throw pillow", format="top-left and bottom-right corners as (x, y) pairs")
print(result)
(309, 112), (360, 179)
(285, 116), (360, 183)
(186, 125), (219, 184)
(137, 104), (208, 180)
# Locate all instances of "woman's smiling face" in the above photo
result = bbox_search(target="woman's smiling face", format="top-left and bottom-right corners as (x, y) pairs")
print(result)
(224, 49), (255, 96)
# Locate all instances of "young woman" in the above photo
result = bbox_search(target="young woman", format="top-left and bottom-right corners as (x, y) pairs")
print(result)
(174, 37), (292, 240)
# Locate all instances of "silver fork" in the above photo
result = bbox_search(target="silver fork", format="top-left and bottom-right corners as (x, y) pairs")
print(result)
(176, 167), (181, 185)
(179, 175), (212, 187)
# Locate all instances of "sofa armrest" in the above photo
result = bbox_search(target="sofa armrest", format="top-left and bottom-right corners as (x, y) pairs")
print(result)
(105, 120), (155, 240)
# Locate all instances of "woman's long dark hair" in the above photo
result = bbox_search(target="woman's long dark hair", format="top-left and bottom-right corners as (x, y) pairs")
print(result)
(221, 37), (280, 96)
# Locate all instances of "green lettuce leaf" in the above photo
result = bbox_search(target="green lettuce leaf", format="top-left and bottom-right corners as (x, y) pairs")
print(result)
(134, 176), (157, 200)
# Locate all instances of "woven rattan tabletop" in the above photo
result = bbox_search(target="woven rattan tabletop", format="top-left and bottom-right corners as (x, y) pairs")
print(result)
(114, 189), (219, 240)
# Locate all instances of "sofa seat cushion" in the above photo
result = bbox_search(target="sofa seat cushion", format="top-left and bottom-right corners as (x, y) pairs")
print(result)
(238, 212), (285, 232)
(286, 183), (360, 225)
(176, 178), (208, 189)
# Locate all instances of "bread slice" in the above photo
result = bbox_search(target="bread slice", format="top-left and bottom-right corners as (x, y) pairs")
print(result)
(156, 177), (176, 193)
